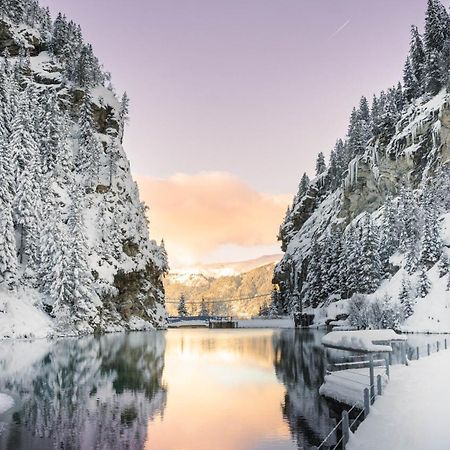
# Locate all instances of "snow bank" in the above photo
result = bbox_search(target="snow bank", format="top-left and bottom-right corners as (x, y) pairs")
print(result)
(0, 393), (14, 414)
(348, 350), (450, 450)
(322, 330), (406, 352)
(0, 288), (52, 339)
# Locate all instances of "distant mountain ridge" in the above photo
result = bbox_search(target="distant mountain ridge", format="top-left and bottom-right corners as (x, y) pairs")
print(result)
(165, 255), (281, 317)
(171, 254), (282, 279)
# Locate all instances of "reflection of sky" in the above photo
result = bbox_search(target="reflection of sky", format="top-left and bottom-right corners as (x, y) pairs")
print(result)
(144, 330), (297, 450)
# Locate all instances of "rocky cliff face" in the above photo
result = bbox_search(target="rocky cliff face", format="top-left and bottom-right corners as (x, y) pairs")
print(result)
(274, 89), (450, 328)
(0, 9), (167, 336)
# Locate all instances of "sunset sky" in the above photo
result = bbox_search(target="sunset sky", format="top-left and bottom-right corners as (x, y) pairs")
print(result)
(42, 0), (428, 267)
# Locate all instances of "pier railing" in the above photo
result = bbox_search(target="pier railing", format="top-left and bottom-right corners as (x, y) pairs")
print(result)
(315, 336), (449, 450)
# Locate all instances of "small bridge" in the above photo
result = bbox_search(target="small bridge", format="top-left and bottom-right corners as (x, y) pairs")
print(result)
(168, 316), (238, 329)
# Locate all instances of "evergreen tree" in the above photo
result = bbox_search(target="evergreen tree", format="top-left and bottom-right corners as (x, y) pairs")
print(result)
(76, 93), (101, 184)
(321, 228), (343, 298)
(66, 187), (97, 321)
(119, 92), (130, 143)
(259, 301), (270, 317)
(379, 197), (400, 273)
(306, 239), (325, 307)
(269, 286), (281, 316)
(315, 152), (326, 176)
(177, 294), (188, 317)
(403, 58), (417, 103)
(399, 277), (414, 318)
(159, 239), (170, 275)
(358, 216), (383, 294)
(358, 96), (370, 121)
(409, 25), (426, 95)
(418, 268), (431, 298)
(297, 172), (310, 198)
(347, 106), (372, 158)
(420, 202), (441, 268)
(0, 201), (17, 287)
(13, 150), (41, 266)
(398, 186), (421, 253)
(423, 0), (449, 94)
(199, 299), (209, 317)
(438, 252), (449, 277)
(329, 139), (347, 189)
(426, 51), (443, 95)
(342, 224), (362, 298)
(424, 0), (449, 56)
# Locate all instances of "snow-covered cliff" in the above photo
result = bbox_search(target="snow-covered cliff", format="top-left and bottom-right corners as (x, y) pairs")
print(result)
(0, 1), (168, 337)
(275, 0), (450, 331)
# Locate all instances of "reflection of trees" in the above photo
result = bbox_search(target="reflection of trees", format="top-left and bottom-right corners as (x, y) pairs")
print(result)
(273, 330), (334, 450)
(0, 333), (167, 450)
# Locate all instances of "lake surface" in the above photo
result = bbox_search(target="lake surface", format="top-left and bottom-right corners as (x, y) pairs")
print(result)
(0, 329), (442, 450)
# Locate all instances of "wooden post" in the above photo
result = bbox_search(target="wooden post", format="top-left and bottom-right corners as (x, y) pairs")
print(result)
(416, 346), (419, 360)
(369, 354), (375, 404)
(342, 410), (349, 449)
(364, 388), (370, 418)
(385, 357), (390, 378)
(437, 341), (440, 352)
(445, 339), (448, 350)
(388, 351), (392, 366)
(402, 342), (408, 365)
(427, 343), (431, 356)
(377, 374), (382, 396)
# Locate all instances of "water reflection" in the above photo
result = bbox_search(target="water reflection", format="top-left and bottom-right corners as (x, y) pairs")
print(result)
(273, 330), (334, 449)
(0, 333), (166, 450)
(0, 328), (392, 450)
(145, 329), (298, 450)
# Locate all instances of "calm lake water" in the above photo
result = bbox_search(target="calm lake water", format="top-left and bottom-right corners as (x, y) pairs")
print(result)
(0, 329), (441, 450)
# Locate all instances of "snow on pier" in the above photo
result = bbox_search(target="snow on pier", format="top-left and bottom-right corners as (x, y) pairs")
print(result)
(348, 349), (450, 450)
(322, 329), (407, 353)
(319, 367), (388, 408)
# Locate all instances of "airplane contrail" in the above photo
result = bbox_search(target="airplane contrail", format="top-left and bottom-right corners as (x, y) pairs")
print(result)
(327, 19), (351, 41)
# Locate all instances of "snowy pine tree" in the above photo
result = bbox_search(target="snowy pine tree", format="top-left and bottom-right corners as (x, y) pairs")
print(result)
(438, 252), (449, 277)
(420, 200), (442, 268)
(315, 152), (326, 176)
(0, 202), (17, 288)
(358, 216), (383, 294)
(76, 93), (101, 184)
(177, 295), (188, 317)
(399, 277), (414, 318)
(66, 187), (98, 322)
(159, 239), (169, 276)
(297, 172), (310, 199)
(199, 299), (209, 317)
(418, 268), (431, 298)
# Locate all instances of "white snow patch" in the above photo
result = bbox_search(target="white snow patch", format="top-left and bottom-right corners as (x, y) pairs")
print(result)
(320, 367), (388, 407)
(0, 393), (14, 414)
(322, 330), (406, 352)
(0, 288), (52, 339)
(348, 350), (450, 450)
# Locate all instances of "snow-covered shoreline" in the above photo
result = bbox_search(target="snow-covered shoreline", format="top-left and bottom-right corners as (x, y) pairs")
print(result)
(348, 349), (450, 450)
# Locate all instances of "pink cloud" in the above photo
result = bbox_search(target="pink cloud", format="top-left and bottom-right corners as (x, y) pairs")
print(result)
(134, 172), (290, 266)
